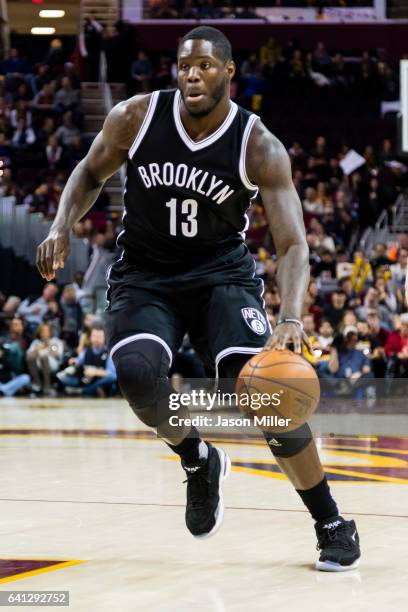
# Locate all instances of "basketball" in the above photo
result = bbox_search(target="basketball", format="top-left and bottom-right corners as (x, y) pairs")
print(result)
(236, 349), (320, 432)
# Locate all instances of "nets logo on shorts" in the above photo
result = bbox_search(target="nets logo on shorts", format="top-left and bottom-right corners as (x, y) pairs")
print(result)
(241, 307), (267, 336)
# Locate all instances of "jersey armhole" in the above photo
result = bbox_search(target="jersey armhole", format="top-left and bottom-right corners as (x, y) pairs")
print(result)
(239, 114), (259, 198)
(128, 90), (160, 159)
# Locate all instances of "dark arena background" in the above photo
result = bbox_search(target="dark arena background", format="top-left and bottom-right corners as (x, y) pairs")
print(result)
(1, 1), (408, 610)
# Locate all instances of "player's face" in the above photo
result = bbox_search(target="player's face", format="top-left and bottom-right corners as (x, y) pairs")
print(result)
(177, 39), (234, 118)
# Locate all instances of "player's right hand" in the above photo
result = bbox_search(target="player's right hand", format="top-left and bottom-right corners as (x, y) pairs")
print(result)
(36, 229), (70, 281)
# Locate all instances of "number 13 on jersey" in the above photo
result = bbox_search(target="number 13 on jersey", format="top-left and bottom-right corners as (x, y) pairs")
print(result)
(166, 198), (198, 237)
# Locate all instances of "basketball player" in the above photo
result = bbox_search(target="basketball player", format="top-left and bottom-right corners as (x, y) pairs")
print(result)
(37, 27), (360, 571)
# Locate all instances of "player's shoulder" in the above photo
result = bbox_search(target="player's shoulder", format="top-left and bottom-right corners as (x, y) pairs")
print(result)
(103, 92), (155, 150)
(248, 117), (287, 159)
(246, 118), (291, 183)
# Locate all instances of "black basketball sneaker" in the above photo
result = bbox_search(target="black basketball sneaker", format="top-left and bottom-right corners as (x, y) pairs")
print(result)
(315, 516), (361, 571)
(182, 443), (231, 539)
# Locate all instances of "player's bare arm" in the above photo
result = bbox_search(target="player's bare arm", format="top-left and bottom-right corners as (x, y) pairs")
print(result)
(36, 94), (151, 281)
(246, 120), (311, 354)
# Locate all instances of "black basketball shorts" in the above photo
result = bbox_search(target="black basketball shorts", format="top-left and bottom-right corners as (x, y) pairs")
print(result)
(104, 244), (272, 373)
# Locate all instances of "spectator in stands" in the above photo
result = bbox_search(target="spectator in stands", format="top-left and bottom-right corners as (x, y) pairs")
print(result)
(323, 291), (347, 331)
(309, 219), (336, 253)
(312, 42), (332, 74)
(43, 298), (63, 337)
(45, 134), (63, 170)
(374, 276), (397, 314)
(180, 0), (199, 19)
(303, 187), (324, 216)
(319, 325), (371, 397)
(365, 308), (390, 378)
(31, 64), (51, 95)
(302, 313), (316, 338)
(0, 296), (21, 334)
(340, 310), (359, 332)
(55, 111), (80, 147)
(17, 283), (58, 335)
(60, 285), (83, 349)
(131, 51), (153, 94)
(75, 313), (96, 355)
(10, 100), (32, 129)
(0, 317), (30, 397)
(356, 287), (393, 330)
(366, 309), (390, 348)
(62, 134), (87, 172)
(240, 53), (260, 81)
(290, 50), (306, 79)
(35, 115), (55, 146)
(390, 248), (408, 291)
(26, 323), (64, 396)
(0, 317), (28, 367)
(337, 277), (360, 309)
(260, 37), (282, 68)
(54, 77), (81, 115)
(11, 118), (36, 148)
(198, 0), (222, 19)
(370, 242), (392, 272)
(308, 279), (325, 309)
(82, 15), (103, 81)
(57, 326), (116, 397)
(47, 39), (66, 75)
(384, 313), (408, 377)
(0, 48), (30, 81)
(313, 249), (336, 278)
(32, 82), (56, 113)
(317, 319), (334, 350)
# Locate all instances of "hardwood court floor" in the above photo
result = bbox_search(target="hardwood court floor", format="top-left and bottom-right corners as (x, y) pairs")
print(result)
(0, 398), (407, 611)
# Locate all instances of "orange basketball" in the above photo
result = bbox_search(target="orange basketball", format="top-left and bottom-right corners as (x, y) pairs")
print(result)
(236, 349), (320, 433)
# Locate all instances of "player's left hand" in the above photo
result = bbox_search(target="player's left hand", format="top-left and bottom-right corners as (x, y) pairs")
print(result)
(263, 322), (312, 354)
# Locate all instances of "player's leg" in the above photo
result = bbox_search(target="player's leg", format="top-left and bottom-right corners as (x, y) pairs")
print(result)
(104, 262), (228, 538)
(109, 337), (229, 539)
(210, 281), (360, 571)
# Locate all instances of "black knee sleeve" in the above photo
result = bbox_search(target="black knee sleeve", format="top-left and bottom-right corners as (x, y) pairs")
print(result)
(263, 422), (313, 458)
(112, 340), (172, 428)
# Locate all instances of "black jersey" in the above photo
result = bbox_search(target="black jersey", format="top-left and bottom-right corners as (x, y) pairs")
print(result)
(117, 89), (259, 272)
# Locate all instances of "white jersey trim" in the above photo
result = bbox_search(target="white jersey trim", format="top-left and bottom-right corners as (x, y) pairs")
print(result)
(173, 89), (238, 152)
(110, 333), (173, 366)
(215, 346), (263, 369)
(239, 114), (259, 194)
(128, 90), (160, 159)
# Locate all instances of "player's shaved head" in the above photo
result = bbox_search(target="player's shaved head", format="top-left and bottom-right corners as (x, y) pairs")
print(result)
(179, 26), (232, 63)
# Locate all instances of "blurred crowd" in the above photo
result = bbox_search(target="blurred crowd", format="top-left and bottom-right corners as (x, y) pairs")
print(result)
(144, 0), (260, 20)
(0, 44), (92, 219)
(238, 38), (398, 102)
(0, 282), (116, 397)
(0, 32), (407, 399)
(144, 1), (374, 20)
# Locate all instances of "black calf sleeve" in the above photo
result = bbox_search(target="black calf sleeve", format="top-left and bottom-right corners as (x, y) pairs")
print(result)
(263, 422), (313, 458)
